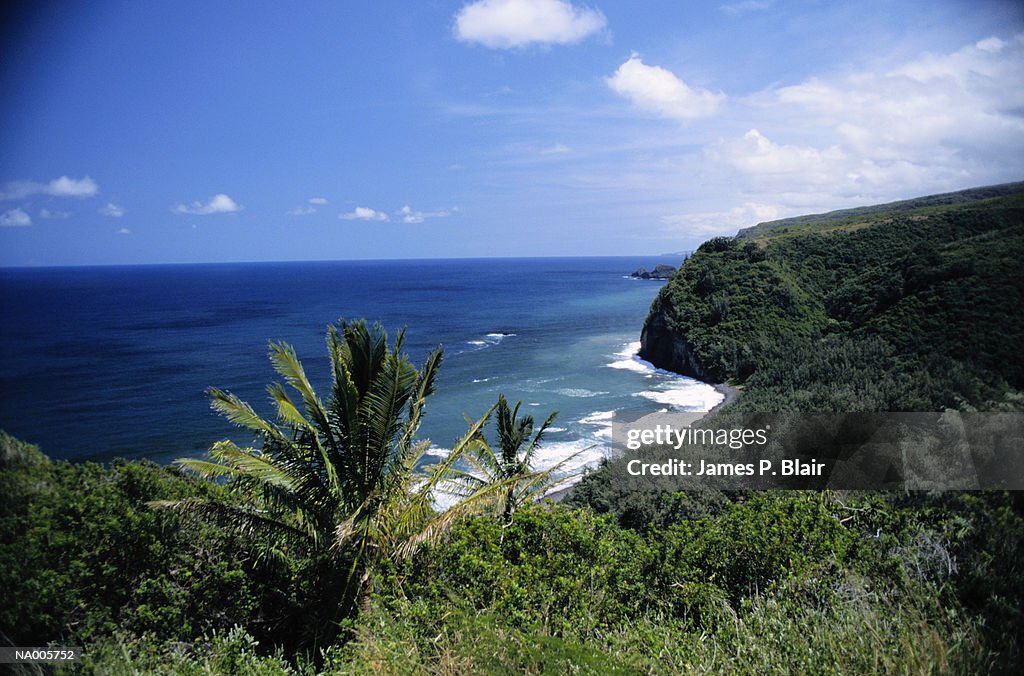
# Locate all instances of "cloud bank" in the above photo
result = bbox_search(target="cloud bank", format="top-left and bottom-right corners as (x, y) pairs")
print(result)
(715, 34), (1024, 203)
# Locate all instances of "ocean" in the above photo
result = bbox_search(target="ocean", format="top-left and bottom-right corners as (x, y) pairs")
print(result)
(0, 257), (721, 476)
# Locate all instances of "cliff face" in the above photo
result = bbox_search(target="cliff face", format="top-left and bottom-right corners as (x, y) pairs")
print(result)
(639, 308), (709, 381)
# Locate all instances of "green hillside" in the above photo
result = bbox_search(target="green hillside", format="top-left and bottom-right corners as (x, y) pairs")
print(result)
(641, 186), (1024, 411)
(736, 181), (1024, 241)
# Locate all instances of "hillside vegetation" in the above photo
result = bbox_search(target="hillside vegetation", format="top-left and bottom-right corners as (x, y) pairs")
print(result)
(5, 429), (1022, 672)
(735, 181), (1024, 240)
(641, 187), (1024, 410)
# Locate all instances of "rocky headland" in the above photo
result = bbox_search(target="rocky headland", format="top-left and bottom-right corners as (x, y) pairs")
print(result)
(630, 264), (676, 280)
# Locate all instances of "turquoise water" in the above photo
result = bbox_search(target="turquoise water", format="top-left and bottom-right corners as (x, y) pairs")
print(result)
(0, 257), (721, 473)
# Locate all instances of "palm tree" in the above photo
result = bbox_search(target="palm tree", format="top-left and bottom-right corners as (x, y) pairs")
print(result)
(449, 394), (578, 522)
(151, 319), (499, 642)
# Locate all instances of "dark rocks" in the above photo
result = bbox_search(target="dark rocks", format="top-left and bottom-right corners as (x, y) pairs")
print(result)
(652, 264), (676, 278)
(630, 263), (676, 280)
(639, 308), (709, 381)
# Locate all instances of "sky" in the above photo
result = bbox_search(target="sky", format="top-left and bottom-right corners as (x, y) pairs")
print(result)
(1, 0), (1023, 266)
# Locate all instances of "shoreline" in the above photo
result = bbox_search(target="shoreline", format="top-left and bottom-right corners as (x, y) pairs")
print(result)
(707, 382), (740, 416)
(547, 380), (741, 503)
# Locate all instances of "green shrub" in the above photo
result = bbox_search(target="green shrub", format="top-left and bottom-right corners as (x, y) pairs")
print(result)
(0, 445), (294, 648)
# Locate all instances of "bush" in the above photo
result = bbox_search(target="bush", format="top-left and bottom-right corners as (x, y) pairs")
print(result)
(0, 441), (296, 648)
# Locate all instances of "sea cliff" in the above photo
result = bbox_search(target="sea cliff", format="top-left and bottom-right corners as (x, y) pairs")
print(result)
(638, 307), (708, 381)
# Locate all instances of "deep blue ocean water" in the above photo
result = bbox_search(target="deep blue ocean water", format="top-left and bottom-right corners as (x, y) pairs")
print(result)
(0, 257), (720, 474)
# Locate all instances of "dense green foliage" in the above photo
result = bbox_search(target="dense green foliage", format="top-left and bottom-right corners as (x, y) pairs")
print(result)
(348, 492), (1018, 673)
(9, 447), (1016, 673)
(646, 191), (1024, 409)
(2, 186), (1023, 672)
(0, 431), (309, 650)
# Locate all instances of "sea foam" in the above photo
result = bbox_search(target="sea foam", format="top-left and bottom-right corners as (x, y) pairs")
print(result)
(608, 341), (723, 412)
(606, 341), (654, 375)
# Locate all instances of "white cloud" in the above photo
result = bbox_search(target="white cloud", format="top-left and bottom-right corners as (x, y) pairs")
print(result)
(173, 193), (241, 215)
(289, 196), (330, 215)
(339, 206), (389, 221)
(454, 0), (606, 49)
(607, 55), (724, 121)
(99, 202), (125, 217)
(0, 175), (99, 201)
(39, 208), (70, 219)
(540, 143), (572, 154)
(116, 227), (131, 235)
(0, 208), (32, 227)
(397, 205), (455, 224)
(399, 206), (424, 224)
(48, 176), (99, 197)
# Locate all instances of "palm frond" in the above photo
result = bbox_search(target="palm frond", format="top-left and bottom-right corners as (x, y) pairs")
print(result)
(512, 444), (592, 502)
(359, 353), (417, 483)
(408, 407), (492, 496)
(340, 320), (387, 396)
(147, 497), (308, 546)
(269, 343), (348, 494)
(327, 324), (361, 446)
(207, 387), (286, 442)
(193, 440), (299, 491)
(395, 346), (443, 460)
(173, 457), (249, 481)
(269, 341), (330, 425)
(267, 382), (313, 431)
(523, 410), (559, 465)
(333, 492), (372, 550)
(394, 475), (515, 559)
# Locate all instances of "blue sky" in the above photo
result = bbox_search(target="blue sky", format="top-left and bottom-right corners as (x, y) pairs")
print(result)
(1, 0), (1022, 266)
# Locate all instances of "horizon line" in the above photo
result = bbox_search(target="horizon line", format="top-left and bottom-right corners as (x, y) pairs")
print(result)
(0, 252), (691, 272)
